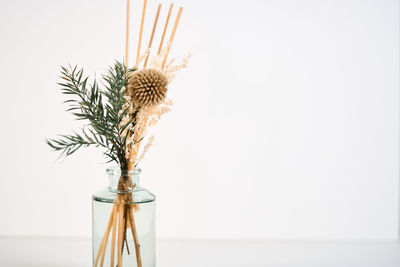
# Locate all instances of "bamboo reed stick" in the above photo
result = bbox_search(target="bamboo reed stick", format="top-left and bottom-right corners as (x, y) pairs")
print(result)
(136, 0), (148, 66)
(128, 207), (143, 267)
(117, 203), (125, 267)
(161, 6), (183, 70)
(144, 4), (162, 68)
(122, 204), (129, 254)
(158, 3), (173, 55)
(125, 0), (131, 68)
(110, 202), (119, 267)
(100, 212), (113, 267)
(95, 205), (115, 267)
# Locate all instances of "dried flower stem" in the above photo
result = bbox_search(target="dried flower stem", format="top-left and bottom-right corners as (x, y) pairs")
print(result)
(136, 116), (149, 154)
(128, 114), (149, 170)
(138, 135), (154, 162)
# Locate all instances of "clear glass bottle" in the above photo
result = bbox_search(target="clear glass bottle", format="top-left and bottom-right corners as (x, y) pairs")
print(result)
(92, 167), (155, 267)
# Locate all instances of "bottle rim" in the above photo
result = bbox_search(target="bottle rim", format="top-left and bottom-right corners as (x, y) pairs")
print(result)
(106, 166), (141, 176)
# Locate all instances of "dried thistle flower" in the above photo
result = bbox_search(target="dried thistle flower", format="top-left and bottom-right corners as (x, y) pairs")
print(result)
(127, 68), (168, 107)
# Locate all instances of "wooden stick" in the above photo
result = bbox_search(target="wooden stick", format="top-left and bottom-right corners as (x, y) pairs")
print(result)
(121, 203), (130, 255)
(136, 0), (148, 66)
(143, 4), (162, 68)
(128, 207), (143, 267)
(158, 3), (173, 55)
(94, 205), (115, 267)
(161, 6), (183, 70)
(100, 238), (110, 267)
(125, 0), (131, 68)
(100, 208), (115, 266)
(110, 202), (119, 267)
(117, 203), (125, 267)
(95, 207), (115, 267)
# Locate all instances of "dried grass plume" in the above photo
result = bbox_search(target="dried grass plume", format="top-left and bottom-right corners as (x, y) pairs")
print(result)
(127, 68), (168, 107)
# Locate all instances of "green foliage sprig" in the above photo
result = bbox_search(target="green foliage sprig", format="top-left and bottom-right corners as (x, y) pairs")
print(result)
(46, 61), (137, 170)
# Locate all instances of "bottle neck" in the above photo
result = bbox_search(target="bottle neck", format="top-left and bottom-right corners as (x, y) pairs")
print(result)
(106, 167), (141, 193)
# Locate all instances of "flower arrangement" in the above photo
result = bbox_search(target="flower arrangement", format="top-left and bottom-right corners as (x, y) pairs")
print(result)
(46, 1), (188, 266)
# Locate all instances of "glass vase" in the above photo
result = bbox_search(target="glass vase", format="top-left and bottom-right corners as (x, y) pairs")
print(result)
(92, 167), (155, 267)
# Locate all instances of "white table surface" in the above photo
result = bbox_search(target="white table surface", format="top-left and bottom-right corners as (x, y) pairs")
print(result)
(0, 237), (399, 267)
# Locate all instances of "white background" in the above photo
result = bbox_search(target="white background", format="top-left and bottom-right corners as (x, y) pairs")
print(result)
(0, 0), (398, 241)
